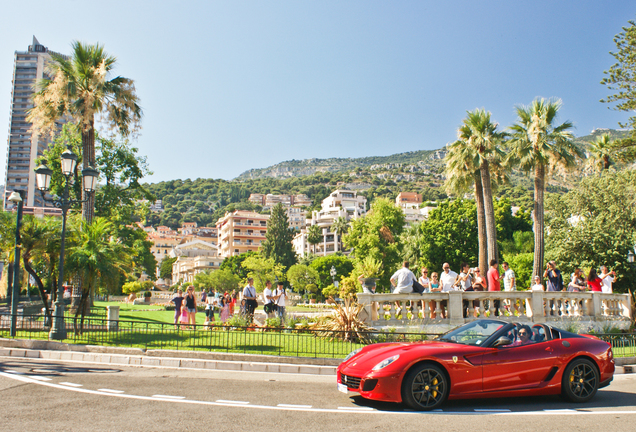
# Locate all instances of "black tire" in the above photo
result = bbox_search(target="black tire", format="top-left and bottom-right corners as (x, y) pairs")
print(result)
(401, 363), (449, 411)
(561, 358), (599, 403)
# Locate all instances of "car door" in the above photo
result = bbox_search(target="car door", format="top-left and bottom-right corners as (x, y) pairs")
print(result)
(481, 339), (559, 392)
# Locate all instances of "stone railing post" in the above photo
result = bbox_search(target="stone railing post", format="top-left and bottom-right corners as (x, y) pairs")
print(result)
(620, 293), (633, 320)
(531, 291), (545, 323)
(448, 291), (464, 326)
(107, 305), (119, 332)
(356, 293), (373, 324)
(591, 292), (602, 319)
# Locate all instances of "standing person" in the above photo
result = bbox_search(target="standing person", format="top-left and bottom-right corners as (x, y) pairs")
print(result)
(220, 293), (230, 322)
(543, 260), (563, 315)
(502, 262), (517, 314)
(487, 259), (502, 316)
(586, 268), (603, 292)
(457, 263), (473, 318)
(600, 266), (616, 293)
(263, 280), (278, 318)
(429, 272), (441, 318)
(206, 289), (216, 325)
(200, 289), (207, 304)
(230, 289), (238, 316)
(170, 289), (184, 329)
(471, 268), (485, 317)
(184, 285), (197, 328)
(275, 281), (287, 323)
(531, 275), (545, 291)
(439, 263), (458, 318)
(242, 278), (258, 322)
(568, 269), (587, 292)
(390, 261), (416, 294)
(418, 267), (431, 317)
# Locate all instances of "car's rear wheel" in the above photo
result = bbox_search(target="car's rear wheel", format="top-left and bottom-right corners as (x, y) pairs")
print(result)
(401, 363), (449, 410)
(561, 358), (599, 403)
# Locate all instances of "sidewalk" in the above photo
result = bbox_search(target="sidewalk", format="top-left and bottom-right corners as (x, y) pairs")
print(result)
(0, 338), (339, 375)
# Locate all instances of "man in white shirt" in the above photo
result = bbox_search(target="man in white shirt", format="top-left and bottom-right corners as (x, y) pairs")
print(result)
(275, 281), (286, 322)
(502, 261), (518, 313)
(440, 263), (458, 292)
(600, 266), (616, 293)
(390, 261), (416, 294)
(263, 280), (278, 318)
(242, 278), (258, 320)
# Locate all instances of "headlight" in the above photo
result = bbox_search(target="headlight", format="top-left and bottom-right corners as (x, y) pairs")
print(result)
(372, 355), (400, 371)
(344, 348), (362, 362)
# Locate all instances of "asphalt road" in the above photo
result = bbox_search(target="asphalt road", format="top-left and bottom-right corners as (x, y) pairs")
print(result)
(1, 356), (635, 432)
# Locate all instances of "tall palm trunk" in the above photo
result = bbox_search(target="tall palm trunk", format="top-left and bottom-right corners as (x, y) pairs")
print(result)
(532, 163), (546, 280)
(474, 175), (488, 277)
(479, 159), (498, 263)
(81, 120), (96, 223)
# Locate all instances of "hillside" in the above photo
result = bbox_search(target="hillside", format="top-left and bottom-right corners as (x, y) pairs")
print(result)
(143, 129), (628, 230)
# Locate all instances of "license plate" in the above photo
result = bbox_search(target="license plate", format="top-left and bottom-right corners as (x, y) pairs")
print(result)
(337, 383), (349, 394)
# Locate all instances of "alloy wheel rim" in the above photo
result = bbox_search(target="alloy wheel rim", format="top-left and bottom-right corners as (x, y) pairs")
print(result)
(568, 363), (597, 398)
(411, 369), (445, 407)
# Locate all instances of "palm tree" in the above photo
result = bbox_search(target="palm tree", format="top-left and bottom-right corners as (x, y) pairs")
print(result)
(508, 98), (583, 280)
(307, 224), (322, 255)
(27, 41), (142, 222)
(332, 217), (349, 252)
(66, 217), (133, 332)
(587, 134), (615, 173)
(456, 109), (505, 264)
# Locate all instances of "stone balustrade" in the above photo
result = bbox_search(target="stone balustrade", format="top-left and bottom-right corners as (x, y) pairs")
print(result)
(357, 291), (633, 330)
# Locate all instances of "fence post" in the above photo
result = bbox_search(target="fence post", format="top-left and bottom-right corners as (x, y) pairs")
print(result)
(107, 306), (119, 332)
(531, 292), (545, 323)
(448, 291), (464, 326)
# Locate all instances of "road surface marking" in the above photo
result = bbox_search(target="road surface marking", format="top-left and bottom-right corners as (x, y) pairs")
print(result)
(474, 409), (511, 412)
(277, 404), (312, 408)
(59, 382), (82, 387)
(27, 376), (52, 381)
(2, 372), (636, 417)
(4, 370), (22, 374)
(153, 395), (185, 399)
(544, 409), (576, 412)
(338, 406), (374, 411)
(98, 389), (125, 394)
(216, 400), (250, 404)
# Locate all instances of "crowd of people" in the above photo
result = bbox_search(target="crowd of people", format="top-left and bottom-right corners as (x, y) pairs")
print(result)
(383, 259), (619, 319)
(169, 278), (287, 328)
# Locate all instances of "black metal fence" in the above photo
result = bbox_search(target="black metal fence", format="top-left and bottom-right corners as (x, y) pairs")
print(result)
(1, 313), (634, 359)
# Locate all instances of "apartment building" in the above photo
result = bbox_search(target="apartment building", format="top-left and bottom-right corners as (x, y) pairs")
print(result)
(170, 239), (223, 285)
(215, 210), (269, 257)
(395, 192), (425, 226)
(293, 189), (367, 257)
(3, 37), (68, 211)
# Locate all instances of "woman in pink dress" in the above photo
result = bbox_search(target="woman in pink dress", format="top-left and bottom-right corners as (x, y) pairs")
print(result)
(220, 294), (230, 322)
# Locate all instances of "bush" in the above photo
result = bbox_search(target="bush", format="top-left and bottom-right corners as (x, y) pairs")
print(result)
(225, 314), (251, 327)
(143, 291), (152, 298)
(322, 284), (338, 298)
(265, 317), (282, 328)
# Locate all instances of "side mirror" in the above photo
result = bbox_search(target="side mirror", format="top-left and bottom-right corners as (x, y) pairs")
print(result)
(493, 336), (513, 348)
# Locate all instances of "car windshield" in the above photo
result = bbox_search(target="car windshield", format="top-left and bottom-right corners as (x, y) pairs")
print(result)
(437, 320), (505, 346)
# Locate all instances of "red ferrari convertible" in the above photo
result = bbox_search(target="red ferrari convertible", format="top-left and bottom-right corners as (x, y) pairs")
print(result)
(337, 320), (614, 410)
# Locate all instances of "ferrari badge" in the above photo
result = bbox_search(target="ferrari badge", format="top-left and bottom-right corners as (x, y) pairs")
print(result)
(452, 356), (458, 363)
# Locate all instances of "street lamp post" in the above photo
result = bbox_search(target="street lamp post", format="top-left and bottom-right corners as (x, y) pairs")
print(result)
(330, 265), (338, 287)
(35, 147), (99, 341)
(7, 191), (24, 337)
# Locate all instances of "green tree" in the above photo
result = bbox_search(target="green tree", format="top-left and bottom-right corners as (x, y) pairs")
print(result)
(343, 198), (405, 290)
(309, 254), (354, 289)
(508, 98), (583, 281)
(194, 268), (241, 293)
(544, 170), (636, 293)
(241, 255), (284, 291)
(409, 199), (479, 272)
(219, 251), (258, 280)
(261, 203), (297, 270)
(286, 264), (319, 296)
(28, 41), (142, 222)
(159, 257), (177, 280)
(601, 19), (636, 135)
(586, 134), (616, 173)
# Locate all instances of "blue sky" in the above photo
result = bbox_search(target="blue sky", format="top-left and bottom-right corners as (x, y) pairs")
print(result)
(0, 1), (634, 183)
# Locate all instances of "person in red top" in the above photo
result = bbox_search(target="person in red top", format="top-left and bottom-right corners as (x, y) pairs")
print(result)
(487, 259), (501, 316)
(586, 268), (603, 292)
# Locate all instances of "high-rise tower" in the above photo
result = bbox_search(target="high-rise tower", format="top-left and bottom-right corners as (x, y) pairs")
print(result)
(3, 37), (66, 212)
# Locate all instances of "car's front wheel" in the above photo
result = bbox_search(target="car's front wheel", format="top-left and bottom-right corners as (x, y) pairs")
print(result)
(561, 358), (599, 403)
(401, 363), (449, 410)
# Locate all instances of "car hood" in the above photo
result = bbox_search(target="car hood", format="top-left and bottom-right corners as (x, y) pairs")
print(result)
(340, 340), (483, 373)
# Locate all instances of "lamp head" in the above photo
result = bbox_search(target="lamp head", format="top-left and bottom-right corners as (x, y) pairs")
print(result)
(81, 166), (99, 193)
(628, 250), (635, 264)
(35, 165), (53, 191)
(60, 148), (78, 176)
(7, 191), (22, 204)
